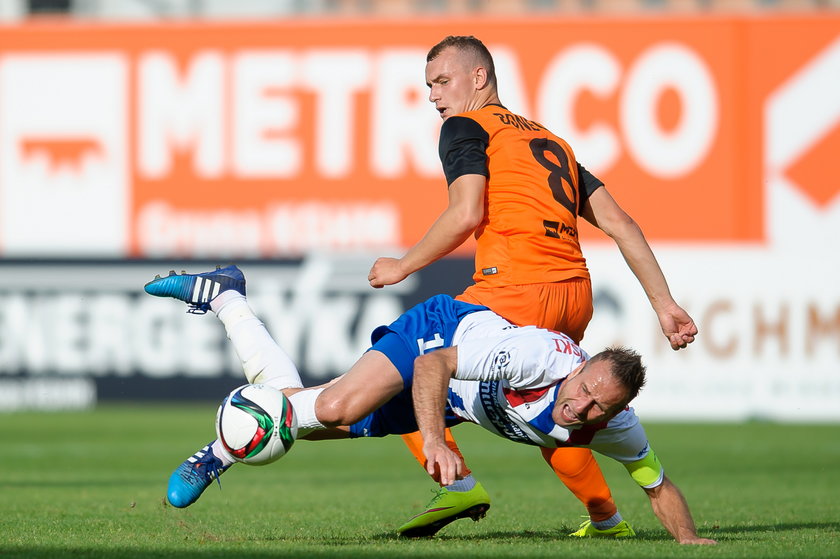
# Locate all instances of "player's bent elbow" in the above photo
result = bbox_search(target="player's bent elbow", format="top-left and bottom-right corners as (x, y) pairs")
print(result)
(642, 474), (672, 498)
(608, 212), (644, 241)
(447, 202), (483, 233)
(462, 209), (484, 231)
(588, 193), (636, 235)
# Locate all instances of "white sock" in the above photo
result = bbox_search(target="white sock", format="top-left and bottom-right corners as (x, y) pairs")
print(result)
(288, 388), (326, 431)
(211, 293), (303, 389)
(209, 439), (235, 468)
(445, 473), (477, 492)
(592, 512), (623, 529)
(209, 289), (243, 314)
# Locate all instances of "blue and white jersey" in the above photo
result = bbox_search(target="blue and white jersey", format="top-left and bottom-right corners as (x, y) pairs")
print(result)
(447, 311), (651, 465)
(360, 295), (652, 467)
(370, 294), (491, 362)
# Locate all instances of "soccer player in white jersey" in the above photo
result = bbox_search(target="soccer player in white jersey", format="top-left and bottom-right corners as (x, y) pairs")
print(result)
(146, 265), (716, 545)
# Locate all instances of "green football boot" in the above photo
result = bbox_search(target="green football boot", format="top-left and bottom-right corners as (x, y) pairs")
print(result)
(569, 518), (636, 538)
(397, 482), (491, 538)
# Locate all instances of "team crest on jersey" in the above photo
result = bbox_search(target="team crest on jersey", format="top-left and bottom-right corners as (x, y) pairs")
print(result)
(491, 350), (511, 374)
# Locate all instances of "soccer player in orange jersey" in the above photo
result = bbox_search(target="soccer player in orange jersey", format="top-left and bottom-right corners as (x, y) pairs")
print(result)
(368, 35), (698, 538)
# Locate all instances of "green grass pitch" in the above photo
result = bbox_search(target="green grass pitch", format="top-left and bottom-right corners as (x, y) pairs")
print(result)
(2, 404), (838, 558)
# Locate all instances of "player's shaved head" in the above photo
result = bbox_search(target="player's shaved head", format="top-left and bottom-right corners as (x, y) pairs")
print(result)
(427, 35), (497, 90)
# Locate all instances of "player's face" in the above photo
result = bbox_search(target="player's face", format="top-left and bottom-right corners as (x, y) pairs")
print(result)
(425, 47), (479, 121)
(552, 360), (629, 427)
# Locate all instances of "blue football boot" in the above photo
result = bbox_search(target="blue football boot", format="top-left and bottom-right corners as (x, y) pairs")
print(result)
(144, 265), (245, 314)
(167, 443), (231, 508)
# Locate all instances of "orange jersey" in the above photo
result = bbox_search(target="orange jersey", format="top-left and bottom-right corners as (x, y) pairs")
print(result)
(439, 104), (603, 287)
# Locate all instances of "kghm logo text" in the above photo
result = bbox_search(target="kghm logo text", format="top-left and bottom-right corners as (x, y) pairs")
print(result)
(543, 220), (577, 239)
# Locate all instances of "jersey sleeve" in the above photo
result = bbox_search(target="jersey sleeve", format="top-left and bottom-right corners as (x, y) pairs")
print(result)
(454, 328), (569, 387)
(576, 163), (604, 214)
(586, 408), (664, 488)
(455, 335), (525, 382)
(587, 407), (655, 463)
(438, 116), (490, 186)
(623, 447), (665, 489)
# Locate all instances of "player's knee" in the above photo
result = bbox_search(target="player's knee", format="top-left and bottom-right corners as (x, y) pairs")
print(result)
(314, 393), (358, 427)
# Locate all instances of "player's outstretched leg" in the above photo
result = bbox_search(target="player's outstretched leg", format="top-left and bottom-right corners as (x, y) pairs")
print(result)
(167, 442), (233, 508)
(397, 482), (491, 538)
(144, 265), (245, 314)
(149, 264), (305, 509)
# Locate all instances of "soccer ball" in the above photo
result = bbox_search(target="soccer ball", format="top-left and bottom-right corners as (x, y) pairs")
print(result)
(215, 384), (298, 465)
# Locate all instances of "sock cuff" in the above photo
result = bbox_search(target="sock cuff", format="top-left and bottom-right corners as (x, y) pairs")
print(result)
(592, 512), (622, 529)
(213, 294), (253, 326)
(288, 388), (326, 430)
(262, 376), (304, 391)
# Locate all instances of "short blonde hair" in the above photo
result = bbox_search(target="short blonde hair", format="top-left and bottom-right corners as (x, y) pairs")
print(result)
(427, 35), (497, 89)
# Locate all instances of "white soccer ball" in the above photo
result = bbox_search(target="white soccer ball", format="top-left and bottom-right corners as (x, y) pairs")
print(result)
(215, 384), (298, 465)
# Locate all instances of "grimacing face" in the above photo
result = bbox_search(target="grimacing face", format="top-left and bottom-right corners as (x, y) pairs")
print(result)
(425, 47), (481, 121)
(551, 360), (630, 427)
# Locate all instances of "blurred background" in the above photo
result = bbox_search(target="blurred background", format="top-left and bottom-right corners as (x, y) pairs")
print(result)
(0, 0), (837, 422)
(8, 0), (840, 18)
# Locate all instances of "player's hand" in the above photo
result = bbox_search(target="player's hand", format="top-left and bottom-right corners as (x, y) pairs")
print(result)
(368, 257), (408, 288)
(657, 303), (698, 350)
(423, 441), (463, 486)
(678, 536), (717, 545)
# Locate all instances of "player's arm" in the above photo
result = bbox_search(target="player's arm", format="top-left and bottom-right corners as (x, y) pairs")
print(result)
(369, 175), (485, 288)
(579, 185), (697, 350)
(643, 476), (717, 545)
(412, 347), (463, 486)
(620, 449), (716, 544)
(369, 115), (488, 289)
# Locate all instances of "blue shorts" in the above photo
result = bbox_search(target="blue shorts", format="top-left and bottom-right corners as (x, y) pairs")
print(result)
(348, 294), (487, 438)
